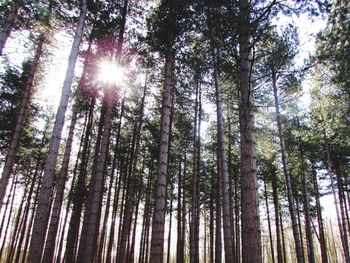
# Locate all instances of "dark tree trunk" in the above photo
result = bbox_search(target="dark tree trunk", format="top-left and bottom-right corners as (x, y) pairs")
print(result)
(311, 163), (328, 263)
(264, 179), (275, 263)
(150, 26), (175, 263)
(238, 1), (262, 261)
(271, 169), (283, 263)
(298, 139), (315, 263)
(0, 35), (44, 208)
(0, 0), (22, 55)
(28, 2), (87, 260)
(272, 73), (303, 263)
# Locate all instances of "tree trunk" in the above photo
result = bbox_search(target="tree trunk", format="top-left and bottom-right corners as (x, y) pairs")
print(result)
(0, 0), (22, 55)
(215, 150), (222, 263)
(272, 73), (303, 263)
(279, 211), (287, 263)
(64, 95), (96, 263)
(323, 129), (350, 263)
(271, 169), (283, 263)
(76, 86), (116, 262)
(264, 179), (275, 263)
(167, 183), (174, 263)
(210, 167), (215, 263)
(334, 161), (350, 262)
(212, 54), (234, 262)
(190, 79), (201, 263)
(150, 32), (175, 262)
(42, 98), (79, 263)
(311, 163), (328, 263)
(177, 158), (183, 263)
(0, 35), (44, 208)
(298, 139), (315, 263)
(0, 172), (18, 261)
(238, 1), (262, 262)
(28, 2), (87, 261)
(119, 85), (147, 263)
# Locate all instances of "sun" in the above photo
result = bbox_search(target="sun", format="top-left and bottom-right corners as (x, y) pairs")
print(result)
(97, 59), (125, 85)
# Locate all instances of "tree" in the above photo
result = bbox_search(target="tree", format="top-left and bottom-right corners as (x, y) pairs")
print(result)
(28, 1), (87, 261)
(0, 35), (45, 208)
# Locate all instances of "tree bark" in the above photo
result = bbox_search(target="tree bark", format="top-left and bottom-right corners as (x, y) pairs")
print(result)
(264, 179), (275, 263)
(215, 150), (222, 263)
(28, 2), (87, 261)
(238, 1), (262, 262)
(0, 35), (44, 208)
(311, 163), (328, 263)
(271, 168), (283, 263)
(323, 129), (350, 263)
(272, 73), (303, 263)
(212, 50), (234, 263)
(298, 139), (315, 263)
(0, 0), (22, 55)
(119, 85), (147, 263)
(150, 34), (175, 263)
(190, 79), (201, 263)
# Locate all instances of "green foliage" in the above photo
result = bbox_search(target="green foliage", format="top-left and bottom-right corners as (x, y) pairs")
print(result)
(0, 62), (28, 155)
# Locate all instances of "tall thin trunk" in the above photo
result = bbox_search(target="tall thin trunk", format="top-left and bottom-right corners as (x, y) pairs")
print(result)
(299, 139), (315, 263)
(238, 1), (261, 261)
(0, 0), (22, 55)
(149, 28), (175, 263)
(215, 150), (222, 263)
(190, 79), (200, 263)
(77, 87), (116, 262)
(0, 172), (17, 261)
(0, 35), (44, 208)
(119, 84), (147, 263)
(212, 49), (234, 263)
(279, 211), (287, 263)
(6, 173), (30, 263)
(271, 169), (283, 263)
(97, 97), (125, 262)
(128, 190), (141, 263)
(323, 129), (350, 263)
(272, 73), (303, 263)
(264, 179), (275, 263)
(64, 96), (96, 263)
(42, 37), (92, 263)
(28, 2), (87, 261)
(335, 161), (350, 262)
(311, 163), (328, 263)
(167, 184), (174, 263)
(209, 167), (215, 263)
(295, 194), (306, 263)
(42, 99), (79, 263)
(176, 158), (183, 263)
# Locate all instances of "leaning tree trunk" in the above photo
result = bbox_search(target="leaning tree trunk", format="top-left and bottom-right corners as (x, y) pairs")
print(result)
(272, 73), (304, 263)
(42, 34), (93, 263)
(0, 34), (44, 208)
(149, 24), (175, 263)
(238, 0), (262, 262)
(27, 2), (87, 261)
(0, 0), (22, 55)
